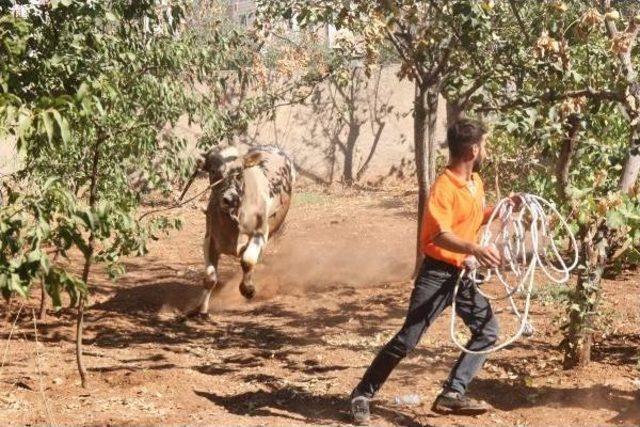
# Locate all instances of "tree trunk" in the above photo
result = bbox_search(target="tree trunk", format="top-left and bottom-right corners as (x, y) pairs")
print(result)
(76, 297), (87, 387)
(447, 100), (464, 126)
(426, 89), (439, 185)
(620, 123), (640, 193)
(555, 114), (581, 202)
(413, 83), (429, 277)
(602, 5), (640, 193)
(562, 226), (608, 368)
(77, 242), (94, 389)
(444, 100), (464, 166)
(76, 136), (102, 388)
(38, 278), (46, 320)
(343, 120), (361, 186)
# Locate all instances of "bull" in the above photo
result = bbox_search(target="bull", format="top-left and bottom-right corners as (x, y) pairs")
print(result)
(185, 145), (295, 318)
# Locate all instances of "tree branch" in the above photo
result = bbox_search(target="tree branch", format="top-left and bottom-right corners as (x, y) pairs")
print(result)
(601, 0), (640, 192)
(457, 74), (490, 110)
(427, 0), (486, 74)
(385, 28), (425, 88)
(425, 38), (453, 86)
(508, 0), (532, 45)
(555, 114), (581, 202)
(477, 88), (624, 113)
(396, 21), (430, 81)
(356, 121), (385, 182)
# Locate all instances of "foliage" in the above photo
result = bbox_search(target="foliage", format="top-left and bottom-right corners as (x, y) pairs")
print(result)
(475, 1), (640, 268)
(458, 0), (640, 365)
(0, 0), (257, 307)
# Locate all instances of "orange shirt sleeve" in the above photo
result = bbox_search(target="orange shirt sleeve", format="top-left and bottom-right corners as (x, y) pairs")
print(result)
(423, 182), (454, 242)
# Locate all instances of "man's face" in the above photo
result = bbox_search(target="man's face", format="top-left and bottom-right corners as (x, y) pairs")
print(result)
(472, 134), (488, 173)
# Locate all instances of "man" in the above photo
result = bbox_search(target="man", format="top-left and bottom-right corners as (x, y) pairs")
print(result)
(350, 118), (515, 424)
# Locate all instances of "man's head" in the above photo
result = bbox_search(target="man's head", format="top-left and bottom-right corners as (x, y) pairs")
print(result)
(447, 118), (488, 172)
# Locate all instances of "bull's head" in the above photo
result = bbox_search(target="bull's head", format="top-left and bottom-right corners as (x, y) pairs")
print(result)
(179, 146), (239, 203)
(181, 147), (271, 268)
(200, 146), (240, 184)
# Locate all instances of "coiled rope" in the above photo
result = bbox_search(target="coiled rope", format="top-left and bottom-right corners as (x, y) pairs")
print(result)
(450, 194), (579, 354)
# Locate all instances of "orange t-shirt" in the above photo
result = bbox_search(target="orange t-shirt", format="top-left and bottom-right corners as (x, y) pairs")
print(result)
(421, 169), (486, 268)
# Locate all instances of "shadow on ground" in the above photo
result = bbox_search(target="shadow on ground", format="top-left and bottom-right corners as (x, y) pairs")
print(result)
(469, 378), (640, 424)
(194, 374), (425, 427)
(5, 252), (637, 426)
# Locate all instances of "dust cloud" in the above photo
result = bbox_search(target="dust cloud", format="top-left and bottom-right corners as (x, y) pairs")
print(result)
(206, 222), (415, 307)
(256, 237), (414, 297)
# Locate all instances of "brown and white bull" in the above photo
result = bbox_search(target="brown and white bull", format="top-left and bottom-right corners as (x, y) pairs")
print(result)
(189, 145), (295, 317)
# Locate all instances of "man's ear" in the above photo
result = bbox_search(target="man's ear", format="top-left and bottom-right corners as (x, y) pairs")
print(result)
(459, 145), (477, 162)
(469, 144), (480, 160)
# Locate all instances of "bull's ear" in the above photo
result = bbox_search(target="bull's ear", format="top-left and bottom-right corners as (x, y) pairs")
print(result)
(243, 151), (264, 169)
(220, 146), (239, 161)
(196, 153), (206, 170)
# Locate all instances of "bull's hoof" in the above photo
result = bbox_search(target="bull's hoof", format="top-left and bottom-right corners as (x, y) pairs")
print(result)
(239, 282), (255, 299)
(195, 312), (211, 321)
(179, 310), (211, 323)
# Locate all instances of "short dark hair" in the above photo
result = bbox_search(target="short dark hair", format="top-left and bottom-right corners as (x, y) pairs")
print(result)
(447, 118), (487, 160)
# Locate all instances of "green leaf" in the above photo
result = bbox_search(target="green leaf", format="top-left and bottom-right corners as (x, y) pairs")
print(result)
(42, 111), (54, 143)
(59, 117), (70, 143)
(51, 0), (73, 9)
(606, 210), (626, 229)
(49, 284), (62, 309)
(76, 82), (90, 100)
(42, 176), (59, 191)
(17, 111), (33, 140)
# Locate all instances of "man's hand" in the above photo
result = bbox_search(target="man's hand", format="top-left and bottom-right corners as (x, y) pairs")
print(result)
(433, 232), (501, 268)
(471, 244), (501, 268)
(508, 192), (525, 212)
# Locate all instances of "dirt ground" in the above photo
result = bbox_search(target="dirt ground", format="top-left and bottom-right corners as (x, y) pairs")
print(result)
(1, 182), (639, 426)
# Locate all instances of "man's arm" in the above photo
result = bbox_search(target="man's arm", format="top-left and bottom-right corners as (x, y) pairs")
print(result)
(482, 205), (495, 225)
(482, 194), (525, 225)
(433, 231), (501, 267)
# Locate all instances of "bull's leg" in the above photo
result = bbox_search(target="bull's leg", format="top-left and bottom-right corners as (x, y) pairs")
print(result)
(239, 261), (256, 299)
(198, 236), (220, 316)
(183, 235), (219, 321)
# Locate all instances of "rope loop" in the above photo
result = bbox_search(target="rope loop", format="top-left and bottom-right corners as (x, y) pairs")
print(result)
(450, 193), (578, 354)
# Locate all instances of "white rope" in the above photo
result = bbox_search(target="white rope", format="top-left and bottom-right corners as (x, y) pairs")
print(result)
(450, 193), (578, 355)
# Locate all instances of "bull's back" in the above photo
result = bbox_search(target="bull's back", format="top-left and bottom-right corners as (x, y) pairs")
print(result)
(249, 145), (295, 236)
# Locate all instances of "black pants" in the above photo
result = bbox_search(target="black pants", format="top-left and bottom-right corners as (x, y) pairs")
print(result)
(353, 257), (499, 397)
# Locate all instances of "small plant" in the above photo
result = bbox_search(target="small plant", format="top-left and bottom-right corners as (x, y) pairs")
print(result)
(294, 192), (330, 206)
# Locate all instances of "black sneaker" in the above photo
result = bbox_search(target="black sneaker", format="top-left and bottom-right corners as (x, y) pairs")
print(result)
(350, 395), (370, 425)
(432, 390), (491, 415)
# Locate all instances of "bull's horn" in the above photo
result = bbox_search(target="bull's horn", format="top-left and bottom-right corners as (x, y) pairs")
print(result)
(178, 167), (199, 202)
